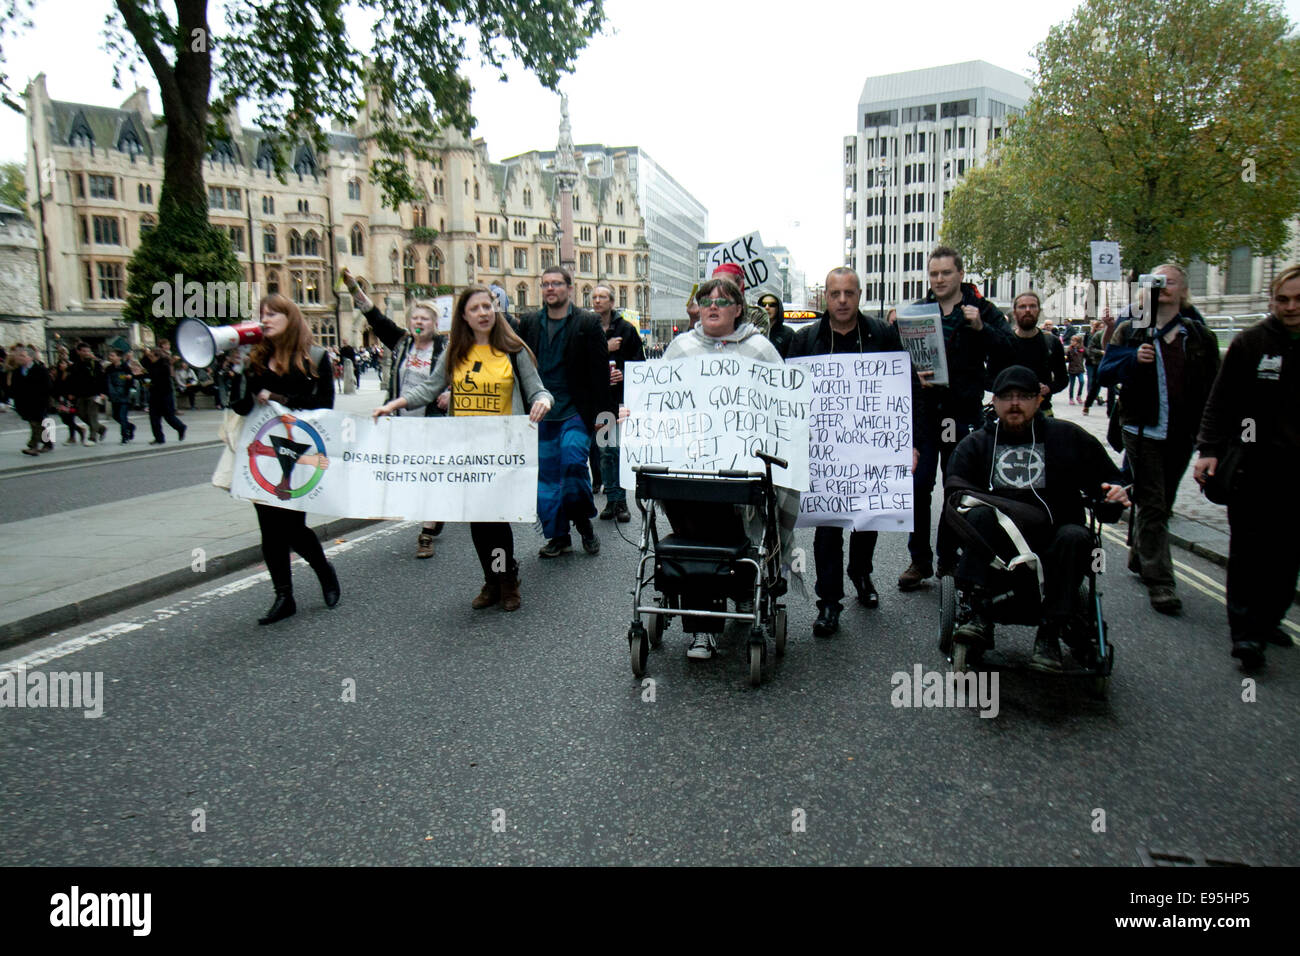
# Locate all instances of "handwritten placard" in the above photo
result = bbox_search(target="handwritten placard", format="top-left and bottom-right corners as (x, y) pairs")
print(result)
(786, 353), (914, 531)
(620, 356), (811, 490)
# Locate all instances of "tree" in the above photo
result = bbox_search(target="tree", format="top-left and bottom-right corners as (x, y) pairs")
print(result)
(0, 160), (25, 211)
(0, 0), (605, 332)
(942, 0), (1300, 282)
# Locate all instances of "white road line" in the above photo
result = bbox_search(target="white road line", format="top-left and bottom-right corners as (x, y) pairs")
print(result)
(0, 520), (412, 673)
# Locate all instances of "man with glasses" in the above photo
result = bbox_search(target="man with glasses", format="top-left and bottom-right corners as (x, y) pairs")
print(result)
(945, 365), (1130, 670)
(518, 266), (610, 557)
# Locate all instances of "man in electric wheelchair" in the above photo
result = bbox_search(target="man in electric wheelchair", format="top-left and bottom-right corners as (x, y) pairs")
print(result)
(943, 366), (1131, 672)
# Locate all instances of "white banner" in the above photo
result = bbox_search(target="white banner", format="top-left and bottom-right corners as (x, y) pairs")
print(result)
(787, 353), (914, 532)
(700, 231), (782, 302)
(230, 405), (537, 522)
(619, 356), (811, 491)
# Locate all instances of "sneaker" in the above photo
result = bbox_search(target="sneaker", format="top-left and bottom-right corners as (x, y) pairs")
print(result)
(1029, 624), (1064, 672)
(21, 448), (39, 456)
(416, 532), (435, 559)
(599, 501), (617, 520)
(953, 613), (992, 648)
(898, 561), (933, 592)
(177, 424), (187, 441)
(539, 536), (572, 558)
(1231, 640), (1265, 669)
(581, 532), (600, 555)
(1148, 586), (1182, 615)
(687, 633), (716, 660)
(85, 439), (97, 446)
(614, 501), (632, 523)
(97, 425), (107, 441)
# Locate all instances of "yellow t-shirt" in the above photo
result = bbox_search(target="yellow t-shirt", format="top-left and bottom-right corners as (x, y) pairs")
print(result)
(452, 345), (514, 416)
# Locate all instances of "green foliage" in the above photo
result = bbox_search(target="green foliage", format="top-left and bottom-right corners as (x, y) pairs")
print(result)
(405, 283), (453, 298)
(409, 226), (439, 244)
(121, 202), (244, 334)
(942, 0), (1300, 281)
(0, 160), (25, 211)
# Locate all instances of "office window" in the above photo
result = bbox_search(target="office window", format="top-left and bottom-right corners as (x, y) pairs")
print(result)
(958, 128), (966, 149)
(89, 175), (116, 199)
(97, 262), (125, 299)
(208, 186), (225, 209)
(541, 249), (555, 269)
(262, 195), (274, 215)
(1225, 246), (1253, 295)
(580, 252), (592, 273)
(263, 226), (277, 254)
(488, 247), (499, 269)
(514, 247), (527, 270)
(226, 188), (241, 210)
(228, 226), (244, 252)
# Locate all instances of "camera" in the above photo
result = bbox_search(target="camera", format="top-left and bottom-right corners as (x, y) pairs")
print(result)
(1138, 273), (1167, 288)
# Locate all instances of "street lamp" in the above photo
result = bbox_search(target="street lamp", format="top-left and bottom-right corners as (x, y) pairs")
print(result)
(877, 160), (891, 319)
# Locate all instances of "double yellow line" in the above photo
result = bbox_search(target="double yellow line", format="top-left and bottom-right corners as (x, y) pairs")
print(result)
(1099, 526), (1300, 639)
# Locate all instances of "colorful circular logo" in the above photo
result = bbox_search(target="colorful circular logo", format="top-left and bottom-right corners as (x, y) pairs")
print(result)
(248, 414), (329, 500)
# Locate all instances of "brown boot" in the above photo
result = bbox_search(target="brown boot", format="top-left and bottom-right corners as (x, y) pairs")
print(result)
(416, 531), (435, 559)
(500, 568), (521, 612)
(471, 577), (500, 610)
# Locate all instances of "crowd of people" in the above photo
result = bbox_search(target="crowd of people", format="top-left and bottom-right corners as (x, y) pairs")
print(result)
(4, 248), (1295, 671)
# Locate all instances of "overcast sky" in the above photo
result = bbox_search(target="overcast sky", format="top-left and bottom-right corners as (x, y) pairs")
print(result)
(3, 0), (1298, 286)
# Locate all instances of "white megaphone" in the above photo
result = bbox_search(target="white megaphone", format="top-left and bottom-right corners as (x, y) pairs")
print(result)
(176, 317), (263, 368)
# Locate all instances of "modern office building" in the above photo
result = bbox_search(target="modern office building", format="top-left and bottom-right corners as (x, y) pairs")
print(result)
(843, 60), (1031, 314)
(507, 144), (706, 343)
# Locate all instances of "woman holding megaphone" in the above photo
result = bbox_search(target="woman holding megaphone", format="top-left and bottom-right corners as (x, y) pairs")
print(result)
(373, 286), (552, 611)
(340, 267), (449, 559)
(230, 294), (341, 625)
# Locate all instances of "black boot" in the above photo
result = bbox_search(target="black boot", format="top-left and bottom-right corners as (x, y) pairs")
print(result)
(258, 587), (297, 625)
(315, 561), (341, 608)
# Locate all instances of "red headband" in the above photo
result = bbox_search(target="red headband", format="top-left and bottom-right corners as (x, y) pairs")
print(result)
(712, 264), (744, 285)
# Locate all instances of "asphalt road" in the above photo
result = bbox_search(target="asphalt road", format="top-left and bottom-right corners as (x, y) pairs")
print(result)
(2, 510), (1295, 866)
(0, 445), (215, 523)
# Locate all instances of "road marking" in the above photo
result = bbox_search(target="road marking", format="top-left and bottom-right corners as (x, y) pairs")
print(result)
(1100, 526), (1299, 640)
(0, 520), (412, 673)
(0, 443), (217, 479)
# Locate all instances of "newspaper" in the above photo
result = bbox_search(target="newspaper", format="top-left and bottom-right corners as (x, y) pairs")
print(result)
(894, 303), (949, 386)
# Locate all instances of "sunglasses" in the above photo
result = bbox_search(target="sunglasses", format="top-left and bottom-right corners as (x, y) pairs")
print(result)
(698, 298), (737, 308)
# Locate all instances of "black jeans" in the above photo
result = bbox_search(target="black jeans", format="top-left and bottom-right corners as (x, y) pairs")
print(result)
(813, 526), (878, 609)
(148, 390), (184, 442)
(111, 400), (133, 439)
(1227, 462), (1300, 644)
(254, 503), (329, 590)
(956, 505), (1093, 622)
(470, 522), (516, 579)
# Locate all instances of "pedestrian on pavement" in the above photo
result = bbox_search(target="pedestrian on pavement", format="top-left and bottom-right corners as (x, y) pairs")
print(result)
(52, 359), (86, 445)
(104, 349), (136, 443)
(787, 267), (919, 636)
(591, 283), (644, 523)
(1193, 263), (1300, 668)
(10, 346), (52, 456)
(1098, 263), (1220, 614)
(517, 265), (608, 559)
(140, 340), (186, 444)
(70, 341), (107, 444)
(173, 360), (200, 410)
(341, 267), (448, 558)
(374, 286), (553, 611)
(1067, 334), (1088, 404)
(230, 294), (340, 625)
(900, 245), (1012, 593)
(759, 293), (795, 358)
(1082, 318), (1105, 411)
(1000, 291), (1067, 415)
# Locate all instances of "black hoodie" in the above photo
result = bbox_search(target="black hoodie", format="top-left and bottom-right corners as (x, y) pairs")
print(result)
(945, 411), (1123, 528)
(915, 281), (1012, 425)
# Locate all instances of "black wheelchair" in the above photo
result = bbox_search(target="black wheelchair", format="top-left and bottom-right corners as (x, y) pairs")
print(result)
(936, 482), (1123, 698)
(626, 451), (788, 687)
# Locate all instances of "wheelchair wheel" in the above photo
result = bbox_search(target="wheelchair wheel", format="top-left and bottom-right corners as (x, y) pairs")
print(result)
(629, 628), (647, 678)
(748, 632), (765, 687)
(772, 606), (787, 657)
(951, 639), (970, 673)
(646, 610), (664, 649)
(938, 575), (957, 654)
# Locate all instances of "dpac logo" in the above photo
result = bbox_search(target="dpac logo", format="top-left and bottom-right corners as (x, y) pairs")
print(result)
(247, 413), (330, 500)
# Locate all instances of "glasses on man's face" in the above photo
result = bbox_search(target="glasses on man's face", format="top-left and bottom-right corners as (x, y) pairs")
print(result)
(698, 298), (736, 309)
(996, 389), (1037, 403)
(541, 281), (565, 290)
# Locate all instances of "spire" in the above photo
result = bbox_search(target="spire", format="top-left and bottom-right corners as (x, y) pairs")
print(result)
(555, 93), (577, 190)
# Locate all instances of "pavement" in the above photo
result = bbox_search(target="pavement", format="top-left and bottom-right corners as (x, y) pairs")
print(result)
(0, 371), (1286, 651)
(0, 372), (386, 648)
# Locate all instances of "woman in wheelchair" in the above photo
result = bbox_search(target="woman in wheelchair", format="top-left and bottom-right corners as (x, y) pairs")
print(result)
(943, 366), (1130, 672)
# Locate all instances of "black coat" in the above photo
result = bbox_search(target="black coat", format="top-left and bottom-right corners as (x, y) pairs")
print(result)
(603, 311), (645, 410)
(1197, 314), (1299, 462)
(915, 282), (1012, 425)
(230, 347), (334, 413)
(9, 362), (50, 421)
(517, 304), (609, 434)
